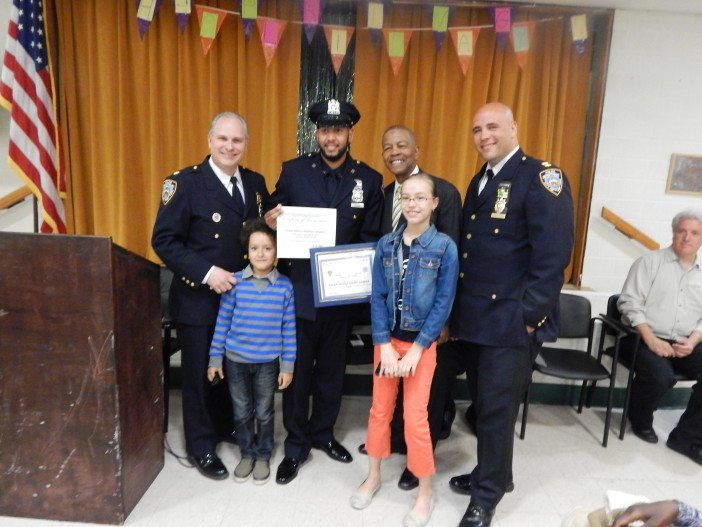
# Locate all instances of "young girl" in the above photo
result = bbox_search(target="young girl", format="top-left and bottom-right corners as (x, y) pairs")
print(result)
(207, 219), (296, 484)
(351, 173), (458, 526)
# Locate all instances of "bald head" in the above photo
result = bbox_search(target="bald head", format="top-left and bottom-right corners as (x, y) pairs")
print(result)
(471, 102), (518, 165)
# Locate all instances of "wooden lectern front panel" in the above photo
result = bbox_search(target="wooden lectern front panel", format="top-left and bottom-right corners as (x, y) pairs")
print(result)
(0, 233), (163, 524)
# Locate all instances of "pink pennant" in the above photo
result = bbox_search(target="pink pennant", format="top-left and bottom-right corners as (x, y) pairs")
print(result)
(257, 18), (288, 66)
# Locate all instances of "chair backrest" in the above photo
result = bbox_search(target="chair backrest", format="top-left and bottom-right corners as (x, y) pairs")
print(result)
(159, 267), (174, 322)
(558, 293), (592, 338)
(606, 294), (621, 322)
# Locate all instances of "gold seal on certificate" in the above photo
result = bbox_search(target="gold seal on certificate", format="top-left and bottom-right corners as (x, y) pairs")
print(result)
(310, 243), (376, 307)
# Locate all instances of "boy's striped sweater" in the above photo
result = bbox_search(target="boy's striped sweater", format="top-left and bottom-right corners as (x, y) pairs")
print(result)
(208, 268), (296, 373)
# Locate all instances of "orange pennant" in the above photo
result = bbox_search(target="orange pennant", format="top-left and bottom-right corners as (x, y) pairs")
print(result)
(195, 5), (227, 55)
(449, 28), (480, 76)
(382, 29), (413, 76)
(323, 25), (355, 74)
(510, 22), (535, 70)
(257, 18), (288, 66)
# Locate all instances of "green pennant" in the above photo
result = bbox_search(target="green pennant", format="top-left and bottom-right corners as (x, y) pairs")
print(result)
(200, 11), (218, 38)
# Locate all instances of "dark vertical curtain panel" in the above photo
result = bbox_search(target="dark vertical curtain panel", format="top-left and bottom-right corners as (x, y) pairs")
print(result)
(54, 1), (301, 261)
(352, 5), (597, 282)
(296, 2), (356, 154)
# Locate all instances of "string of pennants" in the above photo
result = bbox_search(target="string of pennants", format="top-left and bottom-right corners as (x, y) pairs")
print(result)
(135, 1), (591, 75)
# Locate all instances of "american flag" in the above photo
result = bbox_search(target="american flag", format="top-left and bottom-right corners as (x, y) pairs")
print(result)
(0, 0), (66, 233)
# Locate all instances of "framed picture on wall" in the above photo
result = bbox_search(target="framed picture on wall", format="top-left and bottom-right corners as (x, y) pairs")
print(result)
(666, 154), (702, 195)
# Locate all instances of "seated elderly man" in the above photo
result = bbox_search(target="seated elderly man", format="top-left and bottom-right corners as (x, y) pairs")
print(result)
(618, 209), (702, 465)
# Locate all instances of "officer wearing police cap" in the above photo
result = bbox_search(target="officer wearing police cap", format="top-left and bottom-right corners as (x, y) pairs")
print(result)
(265, 98), (383, 484)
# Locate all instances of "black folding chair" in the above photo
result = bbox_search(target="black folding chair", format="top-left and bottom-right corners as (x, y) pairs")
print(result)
(520, 293), (626, 447)
(595, 294), (697, 440)
(160, 267), (180, 433)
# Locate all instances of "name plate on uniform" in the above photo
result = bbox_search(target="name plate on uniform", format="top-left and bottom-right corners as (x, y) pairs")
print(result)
(277, 206), (337, 259)
(310, 243), (376, 307)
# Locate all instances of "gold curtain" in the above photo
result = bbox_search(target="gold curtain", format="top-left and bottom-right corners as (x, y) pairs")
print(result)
(54, 1), (301, 261)
(353, 6), (594, 282)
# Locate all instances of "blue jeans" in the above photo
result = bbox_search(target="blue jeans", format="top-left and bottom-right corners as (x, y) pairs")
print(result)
(225, 357), (279, 460)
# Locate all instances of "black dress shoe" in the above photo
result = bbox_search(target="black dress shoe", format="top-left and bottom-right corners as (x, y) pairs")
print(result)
(631, 425), (659, 444)
(188, 452), (228, 480)
(398, 467), (419, 490)
(358, 442), (368, 455)
(313, 439), (353, 463)
(459, 503), (495, 527)
(449, 473), (514, 495)
(275, 457), (301, 484)
(667, 437), (702, 466)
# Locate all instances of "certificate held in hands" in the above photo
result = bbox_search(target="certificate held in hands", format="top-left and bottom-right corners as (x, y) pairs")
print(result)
(276, 206), (337, 259)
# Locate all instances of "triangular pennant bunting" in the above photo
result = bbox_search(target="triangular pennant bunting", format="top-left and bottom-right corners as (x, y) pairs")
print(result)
(240, 0), (260, 39)
(367, 2), (384, 46)
(136, 0), (164, 39)
(570, 14), (588, 55)
(492, 6), (511, 49)
(174, 0), (191, 34)
(257, 18), (288, 66)
(382, 29), (412, 76)
(431, 6), (449, 50)
(323, 25), (355, 74)
(302, 0), (321, 44)
(196, 5), (227, 55)
(511, 22), (535, 70)
(449, 28), (480, 75)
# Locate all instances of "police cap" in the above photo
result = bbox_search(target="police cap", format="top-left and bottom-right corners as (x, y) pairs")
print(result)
(308, 99), (360, 128)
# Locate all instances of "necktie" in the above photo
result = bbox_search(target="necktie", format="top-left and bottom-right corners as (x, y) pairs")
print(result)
(230, 176), (244, 209)
(478, 168), (495, 196)
(325, 171), (340, 200)
(392, 183), (403, 231)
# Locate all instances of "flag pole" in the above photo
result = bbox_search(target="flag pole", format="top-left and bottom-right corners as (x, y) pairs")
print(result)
(33, 196), (38, 233)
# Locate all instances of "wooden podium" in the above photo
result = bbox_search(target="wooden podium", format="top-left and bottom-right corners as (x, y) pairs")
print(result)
(0, 233), (164, 524)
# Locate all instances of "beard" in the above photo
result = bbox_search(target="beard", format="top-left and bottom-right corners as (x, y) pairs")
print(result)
(320, 144), (349, 163)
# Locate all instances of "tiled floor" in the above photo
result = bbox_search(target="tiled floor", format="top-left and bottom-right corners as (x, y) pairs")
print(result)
(3, 393), (700, 527)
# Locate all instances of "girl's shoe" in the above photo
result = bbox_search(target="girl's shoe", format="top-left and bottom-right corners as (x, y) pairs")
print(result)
(350, 481), (381, 510)
(403, 498), (435, 527)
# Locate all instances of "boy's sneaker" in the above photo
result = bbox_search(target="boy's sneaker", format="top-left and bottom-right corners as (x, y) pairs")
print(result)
(233, 458), (254, 482)
(252, 459), (270, 485)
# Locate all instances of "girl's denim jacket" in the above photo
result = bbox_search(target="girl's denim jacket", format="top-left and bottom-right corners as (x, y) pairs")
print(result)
(371, 223), (458, 349)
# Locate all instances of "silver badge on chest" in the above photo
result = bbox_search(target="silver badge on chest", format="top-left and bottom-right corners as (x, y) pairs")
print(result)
(351, 179), (364, 208)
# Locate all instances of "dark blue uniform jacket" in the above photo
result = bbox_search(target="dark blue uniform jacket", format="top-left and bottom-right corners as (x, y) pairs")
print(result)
(270, 153), (383, 321)
(451, 149), (574, 347)
(151, 156), (270, 325)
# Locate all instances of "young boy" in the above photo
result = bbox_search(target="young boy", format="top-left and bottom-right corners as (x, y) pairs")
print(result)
(207, 219), (296, 484)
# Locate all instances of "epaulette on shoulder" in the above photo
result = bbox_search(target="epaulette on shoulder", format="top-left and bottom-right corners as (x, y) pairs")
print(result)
(170, 164), (201, 179)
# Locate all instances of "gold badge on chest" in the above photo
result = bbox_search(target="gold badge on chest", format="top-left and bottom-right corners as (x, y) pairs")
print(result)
(491, 182), (511, 219)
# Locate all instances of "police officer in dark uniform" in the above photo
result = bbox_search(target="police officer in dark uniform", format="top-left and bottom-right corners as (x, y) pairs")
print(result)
(152, 112), (270, 480)
(264, 99), (383, 484)
(447, 103), (574, 527)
